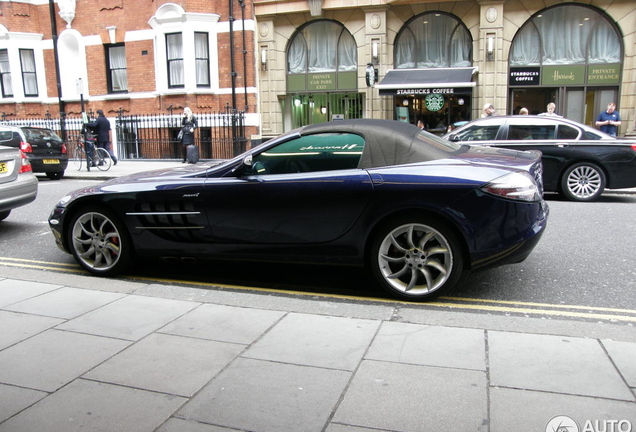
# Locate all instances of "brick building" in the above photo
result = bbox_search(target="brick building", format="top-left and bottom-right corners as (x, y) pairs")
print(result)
(0, 0), (259, 158)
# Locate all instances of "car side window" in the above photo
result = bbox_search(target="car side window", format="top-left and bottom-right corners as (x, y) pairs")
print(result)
(453, 125), (501, 141)
(248, 133), (365, 175)
(0, 130), (12, 143)
(556, 125), (579, 140)
(583, 131), (603, 140)
(507, 125), (555, 140)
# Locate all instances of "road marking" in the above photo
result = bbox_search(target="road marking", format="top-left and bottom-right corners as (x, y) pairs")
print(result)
(1, 258), (635, 323)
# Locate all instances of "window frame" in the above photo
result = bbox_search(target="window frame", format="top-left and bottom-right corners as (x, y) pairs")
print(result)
(105, 43), (128, 94)
(166, 32), (184, 89)
(195, 32), (210, 88)
(0, 49), (13, 98)
(19, 48), (38, 97)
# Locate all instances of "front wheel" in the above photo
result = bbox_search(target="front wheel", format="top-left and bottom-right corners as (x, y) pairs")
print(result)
(73, 146), (83, 171)
(560, 162), (606, 201)
(67, 207), (132, 276)
(95, 148), (112, 171)
(370, 216), (463, 301)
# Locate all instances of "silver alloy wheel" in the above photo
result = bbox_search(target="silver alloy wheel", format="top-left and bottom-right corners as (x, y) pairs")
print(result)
(566, 164), (602, 200)
(71, 211), (122, 271)
(377, 223), (453, 296)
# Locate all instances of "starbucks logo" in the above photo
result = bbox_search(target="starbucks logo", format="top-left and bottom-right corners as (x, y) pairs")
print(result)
(425, 94), (445, 112)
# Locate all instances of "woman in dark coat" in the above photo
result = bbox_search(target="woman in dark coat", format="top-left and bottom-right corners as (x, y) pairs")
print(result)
(181, 107), (198, 162)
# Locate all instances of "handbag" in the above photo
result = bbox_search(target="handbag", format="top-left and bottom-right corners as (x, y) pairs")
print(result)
(177, 129), (184, 140)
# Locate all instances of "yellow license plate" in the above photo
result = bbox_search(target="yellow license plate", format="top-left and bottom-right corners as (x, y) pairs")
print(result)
(43, 159), (60, 164)
(0, 162), (7, 173)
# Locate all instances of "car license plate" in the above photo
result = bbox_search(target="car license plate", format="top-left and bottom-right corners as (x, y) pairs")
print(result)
(43, 159), (60, 164)
(0, 162), (6, 173)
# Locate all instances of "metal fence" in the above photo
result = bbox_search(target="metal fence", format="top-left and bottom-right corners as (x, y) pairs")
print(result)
(0, 107), (248, 161)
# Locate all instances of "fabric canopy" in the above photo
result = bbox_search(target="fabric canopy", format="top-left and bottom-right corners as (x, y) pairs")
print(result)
(376, 67), (477, 96)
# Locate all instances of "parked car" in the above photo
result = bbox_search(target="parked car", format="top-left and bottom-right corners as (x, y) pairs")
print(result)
(0, 126), (68, 180)
(49, 119), (548, 301)
(0, 145), (38, 221)
(444, 115), (636, 201)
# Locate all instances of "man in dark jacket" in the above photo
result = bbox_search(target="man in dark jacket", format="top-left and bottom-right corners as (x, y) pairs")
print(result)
(87, 109), (118, 165)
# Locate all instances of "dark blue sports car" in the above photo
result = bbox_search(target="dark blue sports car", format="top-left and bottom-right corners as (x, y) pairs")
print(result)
(49, 119), (549, 301)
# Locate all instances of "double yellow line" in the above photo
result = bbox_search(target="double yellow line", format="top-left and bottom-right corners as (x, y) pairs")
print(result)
(1, 256), (636, 323)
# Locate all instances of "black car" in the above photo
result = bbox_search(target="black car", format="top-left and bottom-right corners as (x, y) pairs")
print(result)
(444, 115), (636, 201)
(49, 119), (549, 301)
(0, 126), (68, 180)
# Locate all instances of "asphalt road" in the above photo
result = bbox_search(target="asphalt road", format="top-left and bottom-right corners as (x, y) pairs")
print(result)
(2, 177), (636, 312)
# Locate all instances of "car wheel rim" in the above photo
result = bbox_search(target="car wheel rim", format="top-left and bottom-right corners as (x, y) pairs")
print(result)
(71, 212), (122, 271)
(567, 165), (601, 199)
(378, 223), (453, 296)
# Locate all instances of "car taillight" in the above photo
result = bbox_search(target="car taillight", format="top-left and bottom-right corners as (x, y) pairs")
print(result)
(61, 143), (67, 154)
(480, 171), (540, 202)
(20, 141), (33, 153)
(631, 144), (636, 152)
(19, 151), (33, 174)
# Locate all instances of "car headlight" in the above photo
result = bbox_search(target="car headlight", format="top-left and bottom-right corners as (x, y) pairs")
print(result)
(480, 171), (540, 202)
(57, 195), (72, 207)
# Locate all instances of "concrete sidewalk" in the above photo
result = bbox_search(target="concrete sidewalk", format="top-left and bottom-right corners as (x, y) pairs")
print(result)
(0, 267), (635, 432)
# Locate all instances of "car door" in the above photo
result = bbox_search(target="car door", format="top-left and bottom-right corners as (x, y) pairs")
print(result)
(203, 132), (374, 244)
(494, 118), (577, 189)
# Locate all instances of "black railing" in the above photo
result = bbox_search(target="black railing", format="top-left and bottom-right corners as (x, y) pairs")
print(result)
(115, 106), (248, 160)
(0, 107), (248, 161)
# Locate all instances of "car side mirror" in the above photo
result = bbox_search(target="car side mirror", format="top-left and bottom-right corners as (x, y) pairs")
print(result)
(243, 154), (253, 167)
(448, 134), (461, 142)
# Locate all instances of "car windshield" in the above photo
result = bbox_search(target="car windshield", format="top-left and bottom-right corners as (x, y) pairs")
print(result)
(23, 128), (63, 142)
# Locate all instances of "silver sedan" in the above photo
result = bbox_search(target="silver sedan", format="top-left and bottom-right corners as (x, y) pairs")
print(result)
(0, 145), (38, 221)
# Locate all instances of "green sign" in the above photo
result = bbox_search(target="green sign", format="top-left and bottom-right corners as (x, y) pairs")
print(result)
(542, 65), (585, 85)
(288, 74), (306, 92)
(425, 94), (445, 112)
(308, 73), (336, 91)
(588, 64), (620, 84)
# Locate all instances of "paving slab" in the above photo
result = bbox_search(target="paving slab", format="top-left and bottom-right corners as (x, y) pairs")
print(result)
(243, 312), (380, 370)
(332, 360), (488, 431)
(0, 329), (130, 392)
(3, 287), (125, 319)
(84, 333), (244, 397)
(0, 279), (62, 308)
(488, 331), (635, 401)
(0, 383), (47, 423)
(157, 418), (245, 432)
(55, 294), (199, 341)
(179, 357), (351, 432)
(0, 379), (186, 432)
(490, 387), (636, 432)
(602, 339), (636, 387)
(366, 321), (486, 371)
(159, 303), (285, 344)
(0, 310), (64, 350)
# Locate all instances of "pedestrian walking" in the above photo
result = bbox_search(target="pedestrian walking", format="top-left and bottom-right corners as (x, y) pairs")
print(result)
(481, 103), (498, 118)
(180, 107), (198, 163)
(539, 102), (561, 117)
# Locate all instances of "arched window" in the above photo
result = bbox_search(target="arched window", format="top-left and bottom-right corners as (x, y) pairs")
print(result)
(287, 20), (357, 74)
(394, 12), (472, 68)
(510, 5), (621, 66)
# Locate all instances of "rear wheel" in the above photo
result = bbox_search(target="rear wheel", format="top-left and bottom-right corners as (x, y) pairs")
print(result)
(95, 148), (112, 171)
(67, 207), (132, 276)
(370, 215), (463, 301)
(561, 162), (606, 201)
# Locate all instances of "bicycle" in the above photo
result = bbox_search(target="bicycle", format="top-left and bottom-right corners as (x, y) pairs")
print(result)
(73, 135), (112, 172)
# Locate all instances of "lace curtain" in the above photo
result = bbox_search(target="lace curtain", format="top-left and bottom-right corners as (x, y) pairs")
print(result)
(166, 33), (184, 87)
(195, 32), (210, 86)
(108, 45), (127, 92)
(287, 21), (357, 74)
(0, 50), (13, 96)
(510, 5), (620, 66)
(395, 13), (472, 68)
(19, 49), (38, 96)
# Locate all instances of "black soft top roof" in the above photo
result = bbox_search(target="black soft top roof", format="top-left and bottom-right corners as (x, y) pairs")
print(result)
(299, 119), (448, 169)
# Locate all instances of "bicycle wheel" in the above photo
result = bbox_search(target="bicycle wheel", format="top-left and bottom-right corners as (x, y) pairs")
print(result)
(73, 145), (83, 171)
(95, 148), (112, 171)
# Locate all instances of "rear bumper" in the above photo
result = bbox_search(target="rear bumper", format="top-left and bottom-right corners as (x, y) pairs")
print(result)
(28, 156), (69, 173)
(0, 173), (38, 212)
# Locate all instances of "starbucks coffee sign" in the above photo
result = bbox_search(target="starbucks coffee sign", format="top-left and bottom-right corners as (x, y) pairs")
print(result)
(425, 93), (445, 112)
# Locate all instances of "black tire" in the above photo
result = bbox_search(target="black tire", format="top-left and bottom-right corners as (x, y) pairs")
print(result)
(0, 210), (10, 221)
(369, 215), (463, 301)
(560, 162), (606, 202)
(46, 171), (64, 180)
(67, 207), (133, 276)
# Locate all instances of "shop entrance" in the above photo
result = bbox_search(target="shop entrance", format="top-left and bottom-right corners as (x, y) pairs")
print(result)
(289, 93), (363, 129)
(395, 94), (472, 135)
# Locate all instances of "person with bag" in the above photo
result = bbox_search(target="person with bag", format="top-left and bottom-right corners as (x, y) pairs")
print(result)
(180, 107), (198, 163)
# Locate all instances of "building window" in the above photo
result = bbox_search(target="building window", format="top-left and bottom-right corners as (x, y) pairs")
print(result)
(287, 20), (357, 74)
(394, 12), (472, 69)
(0, 49), (12, 98)
(510, 5), (621, 66)
(106, 44), (127, 93)
(195, 32), (210, 87)
(166, 33), (184, 88)
(19, 49), (38, 97)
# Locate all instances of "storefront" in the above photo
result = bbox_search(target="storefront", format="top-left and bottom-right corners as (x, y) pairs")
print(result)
(507, 4), (622, 124)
